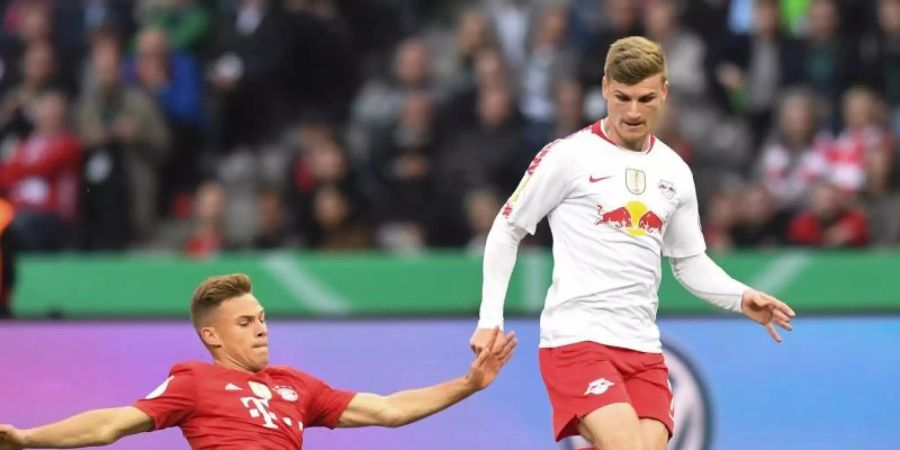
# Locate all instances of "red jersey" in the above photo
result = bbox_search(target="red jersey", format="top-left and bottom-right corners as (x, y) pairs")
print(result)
(133, 361), (356, 450)
(0, 133), (81, 221)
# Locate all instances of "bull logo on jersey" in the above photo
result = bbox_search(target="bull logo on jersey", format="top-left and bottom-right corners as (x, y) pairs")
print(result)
(595, 201), (664, 237)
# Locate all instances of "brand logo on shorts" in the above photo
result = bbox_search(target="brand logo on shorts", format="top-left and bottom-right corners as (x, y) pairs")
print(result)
(584, 378), (615, 396)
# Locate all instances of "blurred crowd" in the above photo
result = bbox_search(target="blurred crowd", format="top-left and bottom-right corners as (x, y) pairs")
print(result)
(0, 0), (898, 259)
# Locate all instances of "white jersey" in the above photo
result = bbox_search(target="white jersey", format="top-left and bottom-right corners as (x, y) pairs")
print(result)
(501, 121), (706, 353)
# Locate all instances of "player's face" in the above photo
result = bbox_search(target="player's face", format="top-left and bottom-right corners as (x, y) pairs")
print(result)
(208, 294), (269, 372)
(602, 73), (668, 150)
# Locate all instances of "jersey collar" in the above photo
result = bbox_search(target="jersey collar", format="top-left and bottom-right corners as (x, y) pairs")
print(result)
(591, 119), (655, 154)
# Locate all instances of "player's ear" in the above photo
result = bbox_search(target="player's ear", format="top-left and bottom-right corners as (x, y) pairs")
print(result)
(200, 327), (222, 347)
(601, 76), (609, 99)
(661, 79), (669, 101)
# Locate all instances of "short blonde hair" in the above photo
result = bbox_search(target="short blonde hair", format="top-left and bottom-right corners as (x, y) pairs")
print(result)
(604, 36), (667, 85)
(190, 273), (252, 328)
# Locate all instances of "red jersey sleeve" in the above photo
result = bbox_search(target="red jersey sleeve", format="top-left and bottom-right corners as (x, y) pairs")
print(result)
(132, 363), (198, 429)
(301, 372), (356, 429)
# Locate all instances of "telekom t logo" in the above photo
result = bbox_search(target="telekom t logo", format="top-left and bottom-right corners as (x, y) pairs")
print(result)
(241, 397), (279, 429)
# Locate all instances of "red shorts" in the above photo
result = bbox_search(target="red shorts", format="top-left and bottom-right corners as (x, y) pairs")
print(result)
(539, 341), (674, 442)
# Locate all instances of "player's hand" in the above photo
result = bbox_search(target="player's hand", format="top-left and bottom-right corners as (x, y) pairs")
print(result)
(0, 424), (26, 450)
(741, 290), (796, 343)
(469, 327), (503, 353)
(464, 327), (517, 391)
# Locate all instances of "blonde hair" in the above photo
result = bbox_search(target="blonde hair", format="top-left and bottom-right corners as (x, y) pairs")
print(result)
(604, 36), (667, 85)
(190, 273), (252, 328)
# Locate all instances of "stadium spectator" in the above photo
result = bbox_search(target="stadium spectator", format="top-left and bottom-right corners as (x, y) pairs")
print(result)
(818, 86), (892, 194)
(311, 186), (370, 251)
(0, 2), (62, 97)
(1, 40), (63, 140)
(125, 27), (203, 215)
(352, 36), (441, 156)
(184, 181), (228, 259)
(50, 0), (134, 75)
(551, 78), (589, 139)
(731, 183), (792, 248)
(643, 0), (708, 102)
(709, 0), (805, 149)
(211, 0), (291, 151)
(577, 0), (643, 91)
(446, 48), (509, 128)
(787, 180), (869, 247)
(861, 123), (900, 245)
(368, 91), (437, 247)
(652, 94), (694, 164)
(519, 5), (576, 149)
(435, 84), (525, 246)
(757, 88), (833, 207)
(251, 185), (292, 249)
(77, 39), (169, 247)
(135, 0), (211, 57)
(282, 2), (359, 122)
(801, 0), (862, 125)
(464, 188), (502, 253)
(703, 187), (739, 252)
(861, 0), (900, 134)
(488, 0), (531, 73)
(285, 135), (365, 247)
(453, 8), (496, 79)
(0, 91), (80, 251)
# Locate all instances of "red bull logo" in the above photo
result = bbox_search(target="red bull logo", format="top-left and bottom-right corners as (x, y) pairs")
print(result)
(596, 201), (664, 237)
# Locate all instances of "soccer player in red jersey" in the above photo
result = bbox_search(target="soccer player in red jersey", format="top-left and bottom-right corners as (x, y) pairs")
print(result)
(0, 273), (517, 449)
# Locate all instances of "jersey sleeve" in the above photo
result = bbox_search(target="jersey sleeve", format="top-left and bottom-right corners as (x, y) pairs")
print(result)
(304, 374), (356, 429)
(501, 140), (575, 235)
(662, 169), (707, 258)
(132, 365), (197, 430)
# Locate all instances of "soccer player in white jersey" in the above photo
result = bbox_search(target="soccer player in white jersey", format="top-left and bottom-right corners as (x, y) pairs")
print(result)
(469, 36), (796, 450)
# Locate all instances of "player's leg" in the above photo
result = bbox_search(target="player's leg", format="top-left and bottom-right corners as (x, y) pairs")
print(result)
(639, 418), (669, 450)
(625, 354), (675, 450)
(577, 402), (644, 450)
(539, 342), (639, 450)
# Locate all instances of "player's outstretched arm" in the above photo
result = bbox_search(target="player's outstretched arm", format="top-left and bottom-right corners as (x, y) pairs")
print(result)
(336, 328), (516, 428)
(0, 406), (152, 449)
(670, 253), (796, 342)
